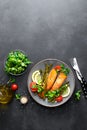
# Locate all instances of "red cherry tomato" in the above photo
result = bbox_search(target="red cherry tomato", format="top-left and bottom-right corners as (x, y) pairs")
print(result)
(30, 82), (36, 88)
(55, 96), (63, 102)
(30, 82), (37, 92)
(11, 84), (18, 91)
(31, 88), (38, 92)
(54, 65), (61, 71)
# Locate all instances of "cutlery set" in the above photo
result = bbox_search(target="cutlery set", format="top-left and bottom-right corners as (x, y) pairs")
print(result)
(70, 57), (87, 98)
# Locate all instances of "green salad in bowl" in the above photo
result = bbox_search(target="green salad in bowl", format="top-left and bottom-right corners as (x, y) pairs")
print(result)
(4, 50), (32, 76)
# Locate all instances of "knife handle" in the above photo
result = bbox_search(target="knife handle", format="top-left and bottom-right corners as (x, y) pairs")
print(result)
(81, 77), (87, 98)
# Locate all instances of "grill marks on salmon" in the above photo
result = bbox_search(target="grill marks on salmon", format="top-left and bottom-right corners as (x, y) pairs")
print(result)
(47, 69), (67, 91)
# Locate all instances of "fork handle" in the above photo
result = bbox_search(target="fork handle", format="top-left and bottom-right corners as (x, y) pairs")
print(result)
(81, 77), (87, 99)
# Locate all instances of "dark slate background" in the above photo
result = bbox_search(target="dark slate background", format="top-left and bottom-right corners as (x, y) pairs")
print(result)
(0, 0), (87, 130)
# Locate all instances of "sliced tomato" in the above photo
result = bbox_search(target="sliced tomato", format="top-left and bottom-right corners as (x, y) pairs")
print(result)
(30, 82), (37, 92)
(31, 88), (38, 92)
(54, 65), (61, 71)
(30, 82), (36, 88)
(55, 96), (63, 102)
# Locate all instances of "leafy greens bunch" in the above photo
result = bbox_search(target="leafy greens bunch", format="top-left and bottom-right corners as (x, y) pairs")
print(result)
(5, 50), (32, 75)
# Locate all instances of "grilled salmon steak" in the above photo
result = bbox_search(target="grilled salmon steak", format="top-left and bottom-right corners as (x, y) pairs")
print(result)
(46, 68), (57, 90)
(51, 72), (67, 91)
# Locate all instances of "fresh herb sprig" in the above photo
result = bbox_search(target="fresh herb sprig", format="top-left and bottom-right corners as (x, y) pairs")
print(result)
(61, 64), (70, 76)
(7, 77), (16, 84)
(15, 94), (21, 100)
(75, 90), (82, 100)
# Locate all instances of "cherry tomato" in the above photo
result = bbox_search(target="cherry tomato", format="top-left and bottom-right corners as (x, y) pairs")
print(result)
(30, 82), (37, 92)
(11, 83), (18, 91)
(54, 65), (61, 71)
(55, 96), (63, 102)
(30, 82), (36, 88)
(31, 88), (38, 92)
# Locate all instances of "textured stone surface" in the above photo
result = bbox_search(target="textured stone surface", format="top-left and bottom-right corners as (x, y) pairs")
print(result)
(0, 0), (87, 130)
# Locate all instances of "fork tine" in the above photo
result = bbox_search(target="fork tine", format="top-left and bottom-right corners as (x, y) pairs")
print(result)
(70, 57), (82, 77)
(69, 58), (75, 67)
(73, 57), (77, 66)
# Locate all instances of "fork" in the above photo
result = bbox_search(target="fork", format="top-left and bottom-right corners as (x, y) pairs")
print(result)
(70, 57), (87, 98)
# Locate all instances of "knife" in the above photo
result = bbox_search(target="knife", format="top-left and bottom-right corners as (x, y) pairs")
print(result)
(70, 57), (87, 98)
